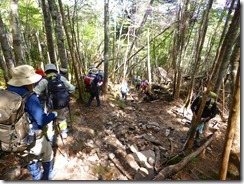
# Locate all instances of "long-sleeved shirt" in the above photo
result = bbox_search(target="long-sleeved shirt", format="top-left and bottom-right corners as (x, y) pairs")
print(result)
(8, 85), (56, 130)
(34, 73), (76, 96)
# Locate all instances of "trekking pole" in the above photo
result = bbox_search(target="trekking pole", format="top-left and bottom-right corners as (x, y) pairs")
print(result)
(53, 119), (69, 162)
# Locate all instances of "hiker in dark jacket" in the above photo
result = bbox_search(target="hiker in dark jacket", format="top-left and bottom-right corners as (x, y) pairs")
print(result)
(34, 64), (75, 142)
(190, 90), (217, 146)
(87, 68), (103, 108)
(8, 65), (57, 180)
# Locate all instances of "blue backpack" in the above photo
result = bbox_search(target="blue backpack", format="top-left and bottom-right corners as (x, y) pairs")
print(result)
(46, 74), (70, 109)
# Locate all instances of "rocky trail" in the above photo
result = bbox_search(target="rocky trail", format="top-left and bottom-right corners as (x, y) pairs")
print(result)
(0, 84), (229, 180)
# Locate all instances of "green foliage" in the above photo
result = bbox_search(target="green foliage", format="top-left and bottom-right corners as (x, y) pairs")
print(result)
(30, 48), (41, 62)
(18, 0), (43, 31)
(115, 99), (126, 109)
(91, 165), (114, 180)
(191, 157), (199, 164)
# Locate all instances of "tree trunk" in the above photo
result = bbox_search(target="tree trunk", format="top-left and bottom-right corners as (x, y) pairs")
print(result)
(103, 0), (109, 93)
(213, 9), (240, 96)
(184, 0), (238, 150)
(174, 0), (190, 100)
(10, 0), (25, 65)
(0, 52), (9, 85)
(147, 28), (152, 92)
(41, 0), (57, 64)
(219, 63), (240, 180)
(0, 13), (15, 78)
(35, 31), (44, 62)
(48, 0), (68, 69)
(219, 32), (240, 180)
(126, 0), (154, 65)
(57, 0), (83, 101)
(154, 132), (216, 180)
(186, 0), (214, 103)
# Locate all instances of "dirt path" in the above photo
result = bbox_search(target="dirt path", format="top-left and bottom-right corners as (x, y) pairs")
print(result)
(0, 86), (228, 180)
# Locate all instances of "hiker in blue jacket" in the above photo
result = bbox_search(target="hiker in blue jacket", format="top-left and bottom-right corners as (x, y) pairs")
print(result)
(7, 65), (57, 180)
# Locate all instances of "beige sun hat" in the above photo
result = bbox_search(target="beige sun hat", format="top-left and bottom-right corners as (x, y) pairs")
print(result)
(44, 63), (57, 72)
(7, 65), (42, 87)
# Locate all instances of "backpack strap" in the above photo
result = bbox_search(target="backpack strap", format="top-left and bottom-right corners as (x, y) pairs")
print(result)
(56, 74), (61, 80)
(22, 91), (35, 103)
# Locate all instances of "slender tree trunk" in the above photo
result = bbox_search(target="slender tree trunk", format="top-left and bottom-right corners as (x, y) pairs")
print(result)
(0, 13), (15, 78)
(174, 0), (190, 100)
(219, 64), (240, 180)
(10, 0), (25, 65)
(41, 0), (56, 64)
(0, 51), (9, 85)
(147, 28), (152, 91)
(35, 31), (44, 62)
(210, 0), (236, 71)
(187, 0), (214, 100)
(58, 0), (83, 101)
(227, 33), (240, 177)
(213, 7), (240, 96)
(103, 0), (109, 93)
(48, 0), (68, 69)
(126, 0), (154, 65)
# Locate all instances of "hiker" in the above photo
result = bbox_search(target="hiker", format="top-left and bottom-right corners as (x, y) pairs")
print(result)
(140, 80), (149, 93)
(133, 76), (141, 91)
(34, 63), (75, 143)
(121, 80), (129, 101)
(190, 89), (217, 146)
(86, 67), (103, 108)
(7, 64), (57, 180)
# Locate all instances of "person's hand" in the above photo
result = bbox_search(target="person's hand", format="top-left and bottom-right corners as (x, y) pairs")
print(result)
(52, 111), (58, 118)
(97, 81), (103, 87)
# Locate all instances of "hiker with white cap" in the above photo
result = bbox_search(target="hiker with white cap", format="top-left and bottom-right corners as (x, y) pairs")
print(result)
(34, 63), (75, 144)
(7, 64), (57, 180)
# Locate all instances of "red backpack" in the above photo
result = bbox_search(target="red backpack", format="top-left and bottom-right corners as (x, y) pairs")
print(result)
(84, 75), (96, 92)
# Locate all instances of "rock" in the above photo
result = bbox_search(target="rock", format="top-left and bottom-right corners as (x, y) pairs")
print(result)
(133, 149), (155, 169)
(129, 144), (139, 153)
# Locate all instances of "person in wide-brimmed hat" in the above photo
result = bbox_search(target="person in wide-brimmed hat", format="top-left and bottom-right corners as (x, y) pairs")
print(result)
(8, 64), (57, 180)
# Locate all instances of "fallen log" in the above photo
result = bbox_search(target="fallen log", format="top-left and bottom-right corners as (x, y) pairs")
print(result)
(108, 153), (133, 180)
(154, 147), (161, 172)
(153, 132), (217, 180)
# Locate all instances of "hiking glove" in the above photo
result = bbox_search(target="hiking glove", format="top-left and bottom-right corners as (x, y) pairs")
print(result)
(52, 111), (58, 118)
(97, 81), (103, 87)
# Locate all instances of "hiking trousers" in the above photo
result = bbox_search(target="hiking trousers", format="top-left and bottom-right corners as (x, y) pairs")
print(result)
(28, 136), (54, 180)
(47, 108), (68, 142)
(87, 90), (101, 107)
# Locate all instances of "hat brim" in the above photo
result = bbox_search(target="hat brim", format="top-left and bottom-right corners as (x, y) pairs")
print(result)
(7, 73), (42, 87)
